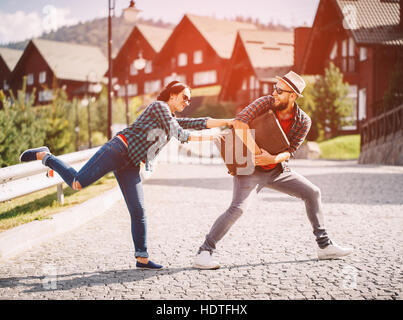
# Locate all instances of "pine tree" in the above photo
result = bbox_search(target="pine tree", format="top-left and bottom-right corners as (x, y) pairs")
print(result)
(312, 62), (353, 138)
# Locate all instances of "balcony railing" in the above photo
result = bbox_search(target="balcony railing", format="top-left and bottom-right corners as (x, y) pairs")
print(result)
(360, 104), (403, 151)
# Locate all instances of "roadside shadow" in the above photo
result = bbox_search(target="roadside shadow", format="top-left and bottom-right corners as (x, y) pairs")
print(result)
(0, 258), (317, 293)
(145, 171), (403, 205)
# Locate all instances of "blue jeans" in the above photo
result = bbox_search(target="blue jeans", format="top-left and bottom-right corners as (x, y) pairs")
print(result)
(43, 136), (148, 258)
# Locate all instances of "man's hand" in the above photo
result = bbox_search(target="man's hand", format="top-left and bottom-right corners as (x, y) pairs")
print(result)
(254, 148), (275, 166)
(255, 149), (291, 166)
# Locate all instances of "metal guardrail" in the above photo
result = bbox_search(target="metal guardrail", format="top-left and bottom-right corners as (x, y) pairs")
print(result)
(360, 104), (403, 150)
(0, 147), (100, 204)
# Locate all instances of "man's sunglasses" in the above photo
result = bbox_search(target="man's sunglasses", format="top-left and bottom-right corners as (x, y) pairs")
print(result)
(182, 94), (191, 103)
(273, 85), (294, 95)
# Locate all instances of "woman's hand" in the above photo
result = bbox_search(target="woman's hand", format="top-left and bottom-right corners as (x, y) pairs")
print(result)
(206, 118), (234, 129)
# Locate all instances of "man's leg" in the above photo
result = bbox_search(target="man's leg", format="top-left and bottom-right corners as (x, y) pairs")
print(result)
(267, 170), (331, 248)
(199, 173), (265, 253)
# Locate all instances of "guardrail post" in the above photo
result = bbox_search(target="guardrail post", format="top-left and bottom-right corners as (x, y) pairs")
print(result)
(57, 183), (64, 205)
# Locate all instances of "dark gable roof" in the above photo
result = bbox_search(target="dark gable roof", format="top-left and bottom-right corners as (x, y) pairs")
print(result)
(335, 0), (403, 46)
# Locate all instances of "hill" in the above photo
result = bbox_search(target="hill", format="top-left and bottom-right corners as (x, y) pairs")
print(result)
(1, 14), (292, 58)
(2, 15), (174, 57)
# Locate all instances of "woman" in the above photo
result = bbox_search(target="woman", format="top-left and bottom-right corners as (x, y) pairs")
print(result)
(20, 81), (232, 269)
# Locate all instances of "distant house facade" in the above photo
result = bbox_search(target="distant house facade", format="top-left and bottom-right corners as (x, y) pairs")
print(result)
(8, 39), (107, 105)
(147, 14), (257, 115)
(112, 24), (172, 102)
(295, 0), (403, 132)
(0, 48), (23, 95)
(219, 30), (294, 112)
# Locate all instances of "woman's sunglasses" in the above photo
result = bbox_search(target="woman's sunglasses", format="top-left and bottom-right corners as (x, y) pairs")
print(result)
(182, 94), (191, 103)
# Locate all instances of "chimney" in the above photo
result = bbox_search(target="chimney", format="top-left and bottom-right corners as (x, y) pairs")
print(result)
(294, 27), (312, 73)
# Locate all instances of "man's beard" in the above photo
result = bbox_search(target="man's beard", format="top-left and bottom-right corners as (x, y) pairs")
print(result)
(273, 100), (288, 111)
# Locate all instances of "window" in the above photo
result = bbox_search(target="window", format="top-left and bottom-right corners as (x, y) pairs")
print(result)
(193, 50), (203, 64)
(358, 88), (367, 121)
(144, 80), (161, 94)
(359, 47), (368, 61)
(178, 53), (188, 67)
(249, 76), (255, 90)
(348, 37), (355, 57)
(330, 42), (337, 60)
(27, 73), (34, 85)
(144, 61), (152, 74)
(3, 80), (9, 91)
(38, 90), (53, 102)
(241, 79), (247, 90)
(342, 40), (347, 57)
(120, 83), (138, 96)
(193, 70), (217, 86)
(128, 84), (138, 96)
(263, 83), (269, 95)
(130, 62), (139, 75)
(39, 71), (46, 84)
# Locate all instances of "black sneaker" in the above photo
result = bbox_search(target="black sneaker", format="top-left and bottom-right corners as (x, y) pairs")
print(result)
(19, 146), (50, 162)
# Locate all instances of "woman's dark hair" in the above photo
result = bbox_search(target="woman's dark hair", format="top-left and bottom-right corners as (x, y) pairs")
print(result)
(157, 81), (190, 102)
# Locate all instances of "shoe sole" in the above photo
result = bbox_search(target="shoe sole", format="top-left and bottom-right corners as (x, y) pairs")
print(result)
(193, 263), (220, 270)
(19, 146), (49, 162)
(318, 252), (353, 260)
(136, 266), (164, 270)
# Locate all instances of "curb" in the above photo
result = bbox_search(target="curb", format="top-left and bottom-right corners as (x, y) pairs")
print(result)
(0, 167), (152, 262)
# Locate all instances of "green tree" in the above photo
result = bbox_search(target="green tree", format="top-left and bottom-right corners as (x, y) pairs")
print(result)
(311, 62), (353, 139)
(298, 76), (320, 141)
(39, 87), (75, 155)
(0, 79), (46, 167)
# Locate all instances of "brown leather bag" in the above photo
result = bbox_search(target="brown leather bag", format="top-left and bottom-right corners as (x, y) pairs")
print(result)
(214, 110), (290, 175)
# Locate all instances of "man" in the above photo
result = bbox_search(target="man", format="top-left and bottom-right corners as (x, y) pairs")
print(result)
(193, 71), (353, 269)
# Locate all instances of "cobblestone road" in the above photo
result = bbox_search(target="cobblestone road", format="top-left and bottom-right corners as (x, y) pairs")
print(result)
(0, 160), (402, 300)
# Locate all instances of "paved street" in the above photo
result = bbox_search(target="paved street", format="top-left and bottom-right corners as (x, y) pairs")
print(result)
(0, 159), (402, 300)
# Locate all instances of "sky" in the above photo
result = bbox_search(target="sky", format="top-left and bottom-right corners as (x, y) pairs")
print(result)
(0, 0), (320, 44)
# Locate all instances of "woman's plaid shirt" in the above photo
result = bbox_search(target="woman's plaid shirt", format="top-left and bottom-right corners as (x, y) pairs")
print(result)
(235, 95), (311, 158)
(118, 101), (209, 168)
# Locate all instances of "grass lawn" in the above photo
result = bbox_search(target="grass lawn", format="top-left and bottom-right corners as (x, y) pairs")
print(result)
(0, 173), (118, 233)
(318, 134), (361, 160)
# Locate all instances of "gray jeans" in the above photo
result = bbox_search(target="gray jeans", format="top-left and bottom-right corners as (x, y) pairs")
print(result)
(199, 166), (331, 252)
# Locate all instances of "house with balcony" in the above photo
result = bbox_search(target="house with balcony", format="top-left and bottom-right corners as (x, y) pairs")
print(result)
(219, 29), (294, 113)
(295, 0), (403, 133)
(8, 39), (107, 105)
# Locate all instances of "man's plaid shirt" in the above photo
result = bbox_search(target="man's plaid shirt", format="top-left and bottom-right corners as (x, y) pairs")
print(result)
(118, 101), (209, 169)
(235, 95), (311, 159)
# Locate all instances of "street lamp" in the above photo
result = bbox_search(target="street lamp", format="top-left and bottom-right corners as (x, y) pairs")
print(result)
(124, 50), (146, 126)
(107, 0), (141, 139)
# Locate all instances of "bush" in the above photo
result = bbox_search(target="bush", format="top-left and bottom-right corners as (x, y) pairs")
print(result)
(0, 82), (46, 167)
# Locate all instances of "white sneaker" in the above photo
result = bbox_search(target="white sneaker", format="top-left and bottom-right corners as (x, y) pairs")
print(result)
(193, 251), (220, 270)
(317, 242), (353, 260)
